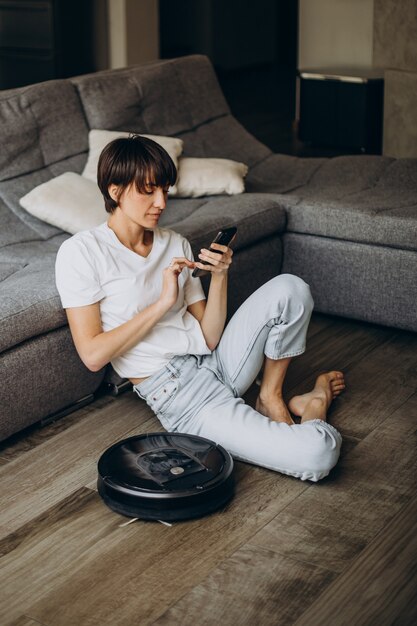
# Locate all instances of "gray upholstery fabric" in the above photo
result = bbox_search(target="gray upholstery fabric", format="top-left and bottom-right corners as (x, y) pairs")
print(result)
(178, 115), (270, 166)
(73, 56), (270, 167)
(248, 154), (417, 250)
(246, 153), (327, 193)
(0, 327), (104, 442)
(0, 79), (88, 181)
(282, 156), (417, 251)
(282, 233), (417, 332)
(0, 77), (89, 241)
(72, 56), (230, 136)
(161, 193), (287, 253)
(0, 236), (69, 353)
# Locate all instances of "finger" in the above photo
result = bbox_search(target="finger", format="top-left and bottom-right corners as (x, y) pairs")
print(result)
(209, 243), (229, 253)
(194, 258), (231, 273)
(168, 260), (195, 271)
(198, 250), (221, 266)
(169, 257), (194, 268)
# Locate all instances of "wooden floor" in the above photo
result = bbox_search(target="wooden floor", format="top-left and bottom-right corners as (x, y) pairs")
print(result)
(0, 313), (416, 626)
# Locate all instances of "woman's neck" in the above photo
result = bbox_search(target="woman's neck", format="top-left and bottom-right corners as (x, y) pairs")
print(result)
(107, 212), (153, 256)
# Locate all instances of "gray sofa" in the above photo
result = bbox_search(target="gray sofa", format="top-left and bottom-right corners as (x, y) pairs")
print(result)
(1, 54), (416, 443)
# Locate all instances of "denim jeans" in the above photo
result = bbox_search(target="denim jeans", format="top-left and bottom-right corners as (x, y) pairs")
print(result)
(134, 274), (342, 482)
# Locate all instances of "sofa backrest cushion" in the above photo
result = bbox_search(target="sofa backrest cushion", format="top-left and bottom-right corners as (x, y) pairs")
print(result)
(0, 79), (90, 239)
(72, 55), (270, 167)
(0, 80), (88, 182)
(73, 55), (229, 136)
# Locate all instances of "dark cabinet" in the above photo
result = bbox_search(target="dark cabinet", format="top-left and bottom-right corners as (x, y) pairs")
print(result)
(298, 67), (384, 154)
(0, 0), (95, 89)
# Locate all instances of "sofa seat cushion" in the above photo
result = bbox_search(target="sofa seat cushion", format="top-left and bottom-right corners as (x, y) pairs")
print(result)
(0, 235), (69, 353)
(159, 193), (287, 253)
(246, 153), (327, 193)
(284, 157), (417, 251)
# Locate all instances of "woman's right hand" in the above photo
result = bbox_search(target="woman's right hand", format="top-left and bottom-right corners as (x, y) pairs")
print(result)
(159, 257), (195, 310)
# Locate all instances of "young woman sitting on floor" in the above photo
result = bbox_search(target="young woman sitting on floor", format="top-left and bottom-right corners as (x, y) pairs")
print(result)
(55, 135), (345, 482)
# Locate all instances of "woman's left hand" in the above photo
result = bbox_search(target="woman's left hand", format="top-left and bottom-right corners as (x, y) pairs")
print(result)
(195, 242), (234, 276)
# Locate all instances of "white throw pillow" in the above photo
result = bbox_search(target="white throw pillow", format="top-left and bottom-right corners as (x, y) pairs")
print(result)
(19, 172), (105, 234)
(173, 157), (248, 198)
(82, 129), (184, 194)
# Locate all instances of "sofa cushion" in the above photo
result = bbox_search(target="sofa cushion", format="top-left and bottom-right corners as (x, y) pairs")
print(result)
(179, 115), (270, 167)
(0, 79), (88, 182)
(0, 236), (69, 354)
(284, 157), (417, 251)
(159, 193), (287, 253)
(0, 77), (89, 240)
(246, 153), (327, 193)
(82, 129), (184, 194)
(174, 158), (248, 198)
(73, 56), (270, 168)
(286, 155), (394, 201)
(0, 156), (86, 239)
(73, 56), (230, 137)
(19, 172), (106, 235)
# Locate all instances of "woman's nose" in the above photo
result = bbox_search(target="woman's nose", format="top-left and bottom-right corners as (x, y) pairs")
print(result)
(154, 189), (166, 208)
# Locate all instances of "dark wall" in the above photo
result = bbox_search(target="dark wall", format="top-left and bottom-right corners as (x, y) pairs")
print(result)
(160, 0), (297, 73)
(0, 0), (108, 90)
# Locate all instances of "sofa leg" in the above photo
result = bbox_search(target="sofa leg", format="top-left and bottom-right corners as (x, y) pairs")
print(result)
(106, 380), (133, 397)
(40, 393), (95, 426)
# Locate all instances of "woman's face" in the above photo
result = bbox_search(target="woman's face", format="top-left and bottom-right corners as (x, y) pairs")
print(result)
(110, 182), (169, 228)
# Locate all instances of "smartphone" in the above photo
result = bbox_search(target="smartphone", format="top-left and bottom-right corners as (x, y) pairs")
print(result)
(192, 226), (237, 277)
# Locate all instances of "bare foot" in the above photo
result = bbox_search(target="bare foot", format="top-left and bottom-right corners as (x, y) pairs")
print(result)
(256, 394), (295, 425)
(288, 371), (345, 422)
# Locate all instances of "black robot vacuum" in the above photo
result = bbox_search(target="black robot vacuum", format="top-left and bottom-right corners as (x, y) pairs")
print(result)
(97, 432), (235, 521)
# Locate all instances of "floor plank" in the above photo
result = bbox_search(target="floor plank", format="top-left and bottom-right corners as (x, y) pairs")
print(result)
(283, 317), (393, 398)
(294, 496), (417, 626)
(0, 392), (159, 539)
(305, 312), (338, 339)
(329, 331), (417, 439)
(1, 466), (308, 626)
(7, 616), (47, 626)
(0, 393), (114, 464)
(153, 543), (337, 626)
(249, 391), (417, 574)
(285, 324), (417, 445)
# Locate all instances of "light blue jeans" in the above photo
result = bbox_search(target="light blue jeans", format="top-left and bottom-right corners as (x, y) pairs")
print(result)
(134, 275), (342, 482)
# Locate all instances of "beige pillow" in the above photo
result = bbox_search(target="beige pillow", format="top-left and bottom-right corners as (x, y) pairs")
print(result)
(82, 129), (183, 194)
(19, 172), (105, 234)
(174, 157), (248, 198)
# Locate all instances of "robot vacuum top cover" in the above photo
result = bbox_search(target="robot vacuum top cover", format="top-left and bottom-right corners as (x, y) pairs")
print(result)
(97, 432), (235, 521)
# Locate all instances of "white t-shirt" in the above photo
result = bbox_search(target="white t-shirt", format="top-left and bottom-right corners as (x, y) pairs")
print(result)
(55, 223), (210, 378)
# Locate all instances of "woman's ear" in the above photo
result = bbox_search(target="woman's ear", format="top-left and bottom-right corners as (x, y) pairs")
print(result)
(108, 184), (119, 203)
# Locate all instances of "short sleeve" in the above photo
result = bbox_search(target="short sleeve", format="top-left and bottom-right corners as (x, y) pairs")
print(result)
(55, 237), (105, 308)
(181, 238), (206, 306)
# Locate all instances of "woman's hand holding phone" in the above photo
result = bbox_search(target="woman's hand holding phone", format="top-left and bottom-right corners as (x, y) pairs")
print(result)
(192, 227), (237, 278)
(159, 226), (237, 311)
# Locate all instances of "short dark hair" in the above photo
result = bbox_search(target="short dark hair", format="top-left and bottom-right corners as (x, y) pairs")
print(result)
(97, 134), (177, 213)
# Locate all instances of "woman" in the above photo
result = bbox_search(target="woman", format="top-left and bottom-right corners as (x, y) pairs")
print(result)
(56, 135), (345, 482)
